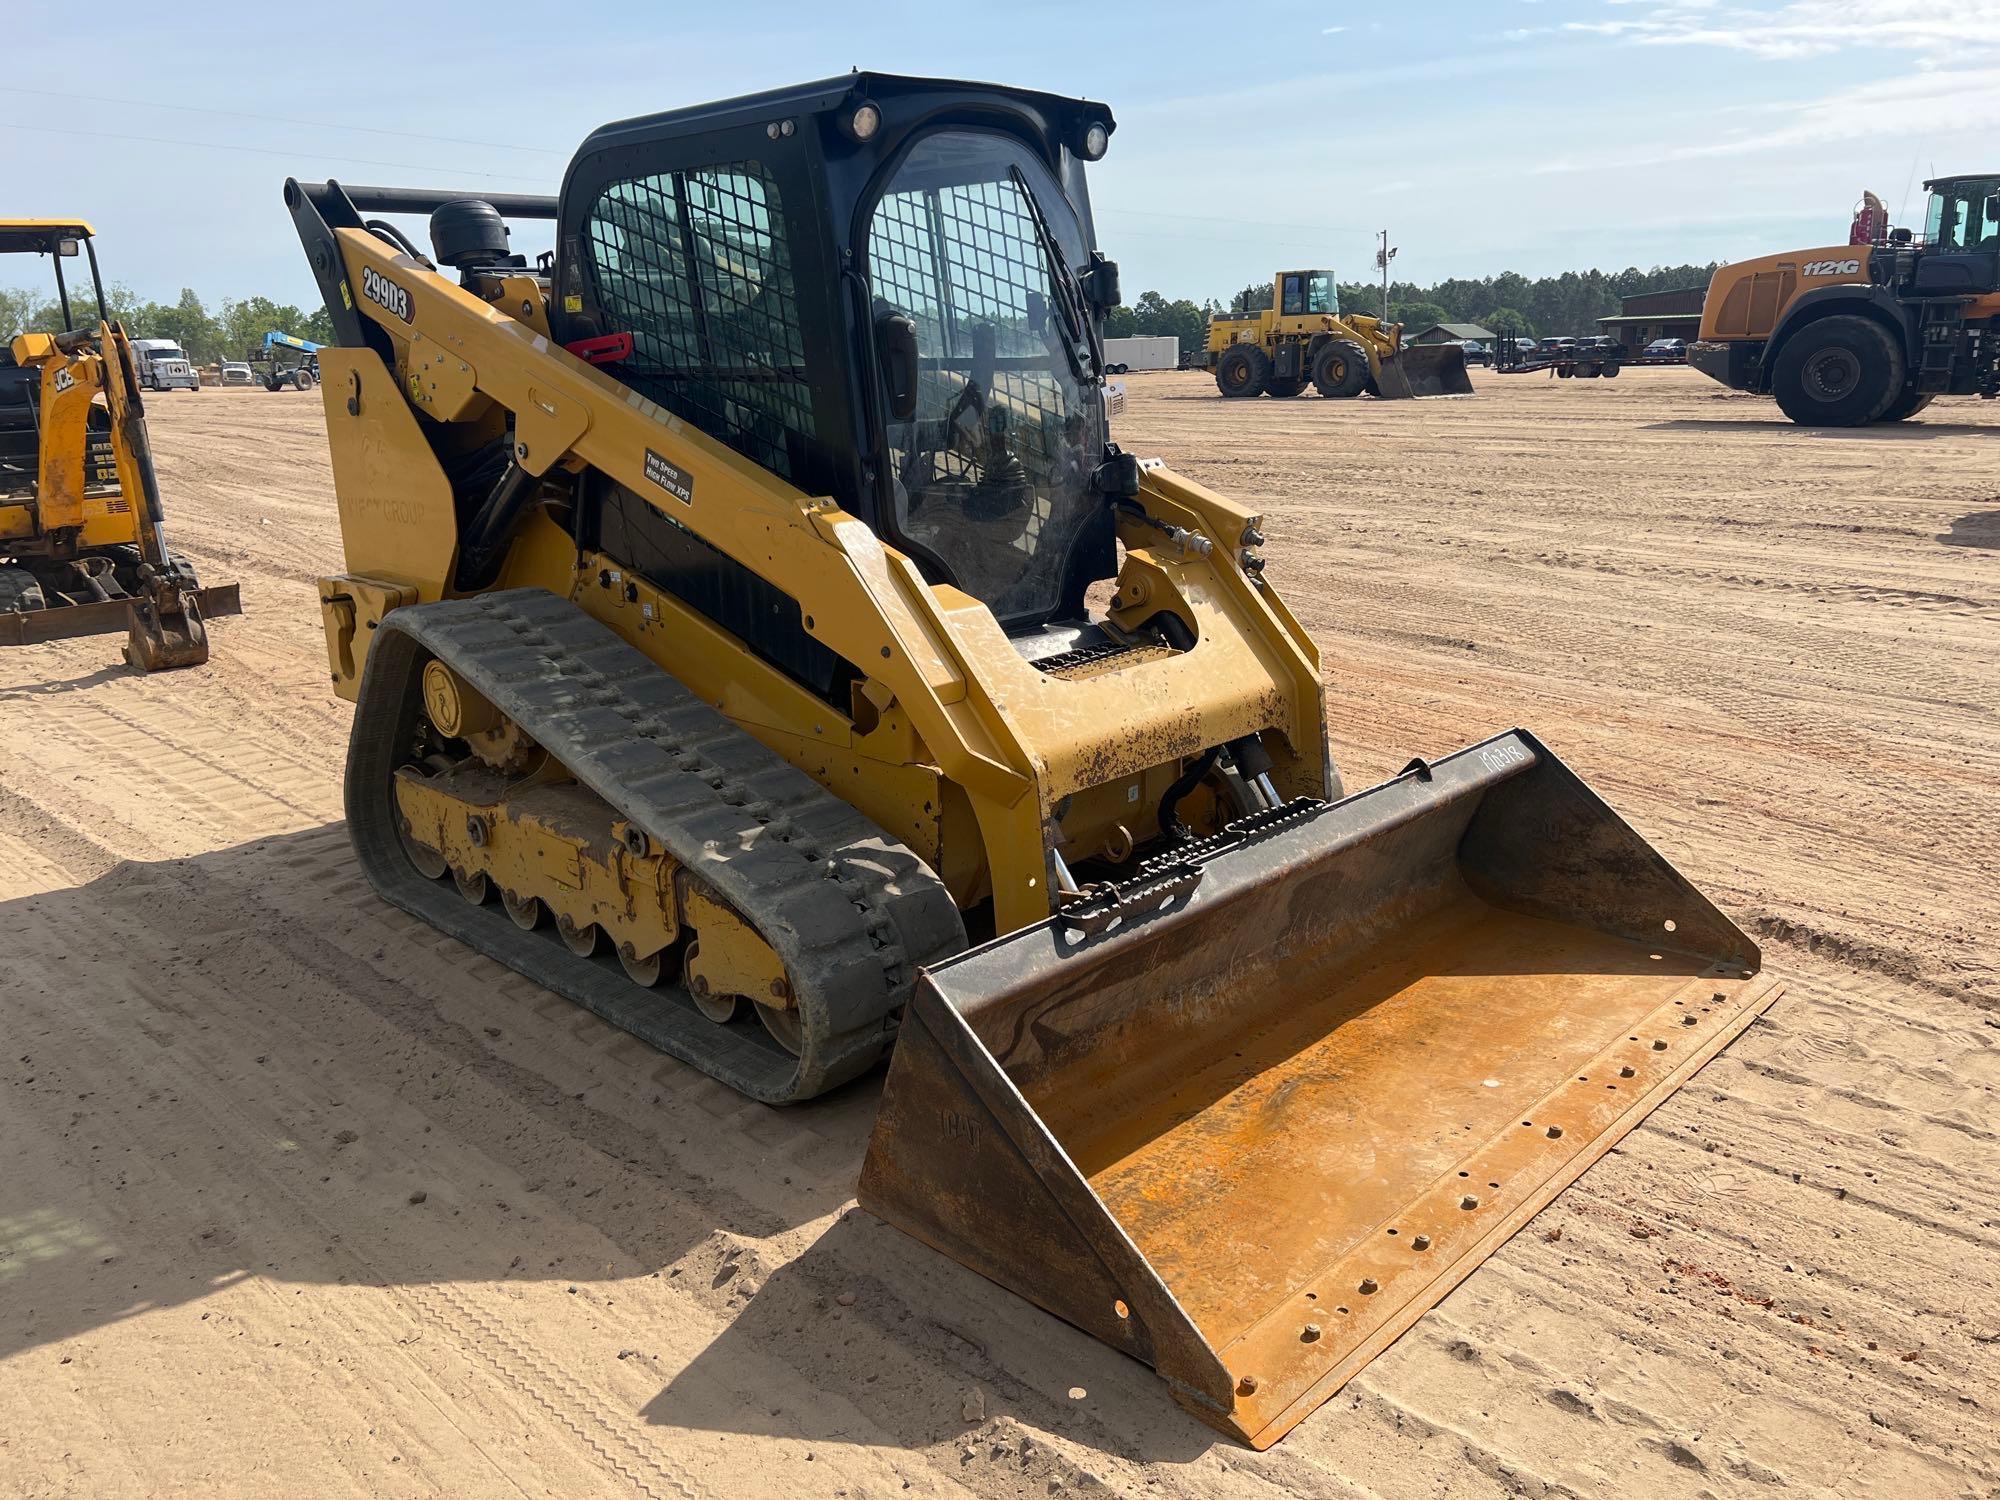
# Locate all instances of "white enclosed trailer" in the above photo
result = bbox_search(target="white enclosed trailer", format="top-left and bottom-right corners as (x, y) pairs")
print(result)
(1101, 334), (1179, 373)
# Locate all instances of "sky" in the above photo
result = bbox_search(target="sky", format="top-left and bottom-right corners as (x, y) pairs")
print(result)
(6, 0), (1998, 311)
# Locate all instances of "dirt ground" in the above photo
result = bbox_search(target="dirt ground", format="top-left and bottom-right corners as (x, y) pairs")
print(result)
(1, 369), (1995, 1498)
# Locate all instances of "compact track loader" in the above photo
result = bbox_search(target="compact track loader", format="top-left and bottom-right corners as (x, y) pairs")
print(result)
(288, 73), (1777, 1447)
(1204, 271), (1474, 400)
(0, 220), (238, 668)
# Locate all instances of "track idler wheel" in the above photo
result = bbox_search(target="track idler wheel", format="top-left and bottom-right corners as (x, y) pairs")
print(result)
(619, 943), (664, 987)
(756, 1002), (804, 1056)
(686, 942), (742, 1024)
(399, 822), (449, 880)
(502, 889), (543, 930)
(557, 914), (600, 957)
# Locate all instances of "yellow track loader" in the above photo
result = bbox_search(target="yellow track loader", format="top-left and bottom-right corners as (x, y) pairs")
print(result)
(1204, 271), (1474, 399)
(0, 220), (239, 668)
(288, 73), (1775, 1447)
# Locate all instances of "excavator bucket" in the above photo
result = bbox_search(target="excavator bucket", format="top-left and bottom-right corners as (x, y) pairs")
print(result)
(1375, 341), (1475, 398)
(860, 730), (1780, 1448)
(0, 582), (238, 649)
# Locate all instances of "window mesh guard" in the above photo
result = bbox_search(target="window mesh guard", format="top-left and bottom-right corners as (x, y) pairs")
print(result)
(869, 174), (1089, 617)
(586, 163), (817, 483)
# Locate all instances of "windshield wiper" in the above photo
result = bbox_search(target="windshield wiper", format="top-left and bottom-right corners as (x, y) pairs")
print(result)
(1008, 166), (1095, 384)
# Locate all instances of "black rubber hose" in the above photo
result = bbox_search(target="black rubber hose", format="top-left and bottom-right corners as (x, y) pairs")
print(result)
(1159, 745), (1220, 838)
(454, 463), (539, 591)
(364, 218), (426, 262)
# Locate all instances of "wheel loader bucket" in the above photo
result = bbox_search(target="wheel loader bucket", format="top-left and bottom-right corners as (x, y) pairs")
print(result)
(859, 730), (1779, 1448)
(1375, 341), (1475, 398)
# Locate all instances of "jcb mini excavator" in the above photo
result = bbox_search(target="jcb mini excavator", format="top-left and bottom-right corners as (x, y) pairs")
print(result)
(1203, 270), (1474, 399)
(0, 220), (238, 668)
(289, 74), (1777, 1447)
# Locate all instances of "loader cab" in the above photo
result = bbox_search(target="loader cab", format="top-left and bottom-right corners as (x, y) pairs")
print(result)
(1915, 174), (2000, 294)
(553, 74), (1121, 648)
(1, 221), (109, 493)
(0, 220), (109, 341)
(1276, 270), (1337, 319)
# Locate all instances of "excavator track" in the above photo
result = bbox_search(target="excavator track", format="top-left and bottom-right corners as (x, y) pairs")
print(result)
(346, 588), (966, 1103)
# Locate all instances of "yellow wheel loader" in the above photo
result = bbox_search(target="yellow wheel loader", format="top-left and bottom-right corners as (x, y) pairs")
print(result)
(1204, 270), (1474, 399)
(0, 221), (239, 668)
(288, 74), (1775, 1448)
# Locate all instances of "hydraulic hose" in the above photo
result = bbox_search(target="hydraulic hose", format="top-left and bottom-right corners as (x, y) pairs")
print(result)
(1158, 745), (1221, 838)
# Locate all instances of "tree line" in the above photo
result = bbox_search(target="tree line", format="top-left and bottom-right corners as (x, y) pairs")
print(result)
(0, 282), (335, 364)
(1106, 263), (1719, 349)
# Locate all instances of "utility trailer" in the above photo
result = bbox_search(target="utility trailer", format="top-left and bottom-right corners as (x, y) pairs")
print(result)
(1495, 335), (1624, 380)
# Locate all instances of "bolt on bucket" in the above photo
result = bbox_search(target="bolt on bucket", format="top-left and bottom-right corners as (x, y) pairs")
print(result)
(859, 730), (1780, 1448)
(1376, 341), (1474, 398)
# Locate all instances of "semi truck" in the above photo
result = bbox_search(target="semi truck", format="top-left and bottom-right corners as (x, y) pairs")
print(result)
(130, 338), (200, 392)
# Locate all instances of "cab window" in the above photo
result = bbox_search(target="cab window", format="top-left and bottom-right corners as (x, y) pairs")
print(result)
(1280, 274), (1305, 316)
(1307, 272), (1336, 315)
(1928, 182), (2000, 251)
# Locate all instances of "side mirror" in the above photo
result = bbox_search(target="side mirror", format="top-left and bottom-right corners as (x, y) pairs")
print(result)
(1890, 226), (1913, 245)
(875, 309), (919, 423)
(1080, 252), (1120, 311)
(56, 238), (79, 257)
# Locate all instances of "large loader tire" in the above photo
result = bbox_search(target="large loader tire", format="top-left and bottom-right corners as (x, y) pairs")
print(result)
(1875, 387), (1933, 423)
(0, 566), (46, 613)
(1266, 377), (1308, 398)
(1215, 345), (1271, 398)
(1771, 315), (1903, 426)
(1311, 339), (1370, 398)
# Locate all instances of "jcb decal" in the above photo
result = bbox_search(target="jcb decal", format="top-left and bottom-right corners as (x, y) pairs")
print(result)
(361, 265), (413, 322)
(1801, 259), (1861, 277)
(52, 368), (75, 393)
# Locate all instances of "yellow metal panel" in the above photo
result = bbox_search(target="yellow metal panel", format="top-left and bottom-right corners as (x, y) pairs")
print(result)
(319, 348), (460, 597)
(0, 219), (95, 235)
(403, 330), (482, 421)
(319, 574), (419, 698)
(33, 353), (101, 531)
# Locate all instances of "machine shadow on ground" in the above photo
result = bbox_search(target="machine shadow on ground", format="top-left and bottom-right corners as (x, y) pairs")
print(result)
(0, 826), (881, 1360)
(2, 824), (1235, 1464)
(1938, 510), (2000, 549)
(640, 1207), (1221, 1464)
(0, 661), (140, 702)
(1643, 418), (1997, 440)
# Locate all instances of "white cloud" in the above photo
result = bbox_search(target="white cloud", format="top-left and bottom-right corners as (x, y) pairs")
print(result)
(1322, 24), (1347, 33)
(1567, 0), (2000, 63)
(1532, 62), (2000, 173)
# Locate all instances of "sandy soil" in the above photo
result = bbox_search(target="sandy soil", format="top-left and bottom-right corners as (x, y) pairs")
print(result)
(1, 371), (1995, 1498)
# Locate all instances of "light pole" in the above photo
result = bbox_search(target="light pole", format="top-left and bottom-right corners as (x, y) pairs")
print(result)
(1376, 230), (1398, 322)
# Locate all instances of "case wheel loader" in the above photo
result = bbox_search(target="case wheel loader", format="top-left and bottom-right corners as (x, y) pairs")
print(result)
(1204, 270), (1474, 400)
(1692, 173), (2000, 425)
(0, 220), (240, 668)
(287, 73), (1776, 1448)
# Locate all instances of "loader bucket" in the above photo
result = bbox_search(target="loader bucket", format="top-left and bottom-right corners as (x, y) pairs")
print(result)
(859, 730), (1780, 1448)
(1375, 341), (1475, 398)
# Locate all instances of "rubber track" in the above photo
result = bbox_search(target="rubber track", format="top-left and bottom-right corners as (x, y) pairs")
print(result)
(346, 588), (966, 1103)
